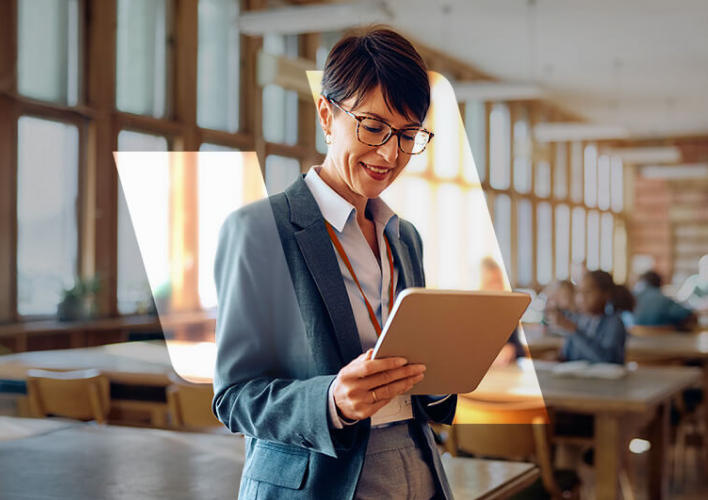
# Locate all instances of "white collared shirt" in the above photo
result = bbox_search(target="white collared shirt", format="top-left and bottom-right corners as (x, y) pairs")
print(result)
(304, 167), (449, 429)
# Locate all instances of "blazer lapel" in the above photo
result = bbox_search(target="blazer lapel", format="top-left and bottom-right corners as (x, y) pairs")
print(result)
(386, 227), (416, 291)
(285, 178), (364, 363)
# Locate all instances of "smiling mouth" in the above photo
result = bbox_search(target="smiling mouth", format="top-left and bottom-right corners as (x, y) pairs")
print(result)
(361, 162), (392, 174)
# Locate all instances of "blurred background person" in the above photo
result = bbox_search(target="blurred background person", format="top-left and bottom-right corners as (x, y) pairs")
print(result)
(547, 270), (628, 364)
(632, 271), (696, 331)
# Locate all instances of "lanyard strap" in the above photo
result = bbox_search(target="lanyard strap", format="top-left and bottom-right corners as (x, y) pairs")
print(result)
(325, 222), (394, 336)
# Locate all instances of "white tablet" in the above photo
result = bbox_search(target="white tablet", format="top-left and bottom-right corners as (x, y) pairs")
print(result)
(371, 288), (531, 395)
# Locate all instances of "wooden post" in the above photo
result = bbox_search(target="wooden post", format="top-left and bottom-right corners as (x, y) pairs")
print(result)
(0, 0), (18, 323)
(84, 0), (118, 317)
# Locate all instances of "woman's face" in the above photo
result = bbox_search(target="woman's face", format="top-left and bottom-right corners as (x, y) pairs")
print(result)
(575, 274), (608, 315)
(317, 86), (422, 203)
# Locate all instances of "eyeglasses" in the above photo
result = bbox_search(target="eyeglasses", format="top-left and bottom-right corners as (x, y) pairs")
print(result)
(326, 97), (433, 155)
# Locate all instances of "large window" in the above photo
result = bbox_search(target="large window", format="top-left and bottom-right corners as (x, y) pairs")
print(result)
(116, 0), (169, 117)
(17, 117), (79, 316)
(465, 101), (486, 183)
(116, 131), (170, 314)
(18, 0), (80, 105)
(513, 107), (532, 194)
(262, 34), (299, 145)
(489, 103), (511, 190)
(197, 0), (240, 132)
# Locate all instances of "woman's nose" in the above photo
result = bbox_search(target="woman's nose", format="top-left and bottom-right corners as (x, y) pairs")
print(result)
(377, 135), (399, 163)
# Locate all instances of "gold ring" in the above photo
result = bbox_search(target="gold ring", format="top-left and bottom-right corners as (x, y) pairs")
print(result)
(372, 390), (378, 403)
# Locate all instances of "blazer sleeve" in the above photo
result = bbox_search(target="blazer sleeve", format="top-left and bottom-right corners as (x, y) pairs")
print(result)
(211, 206), (358, 458)
(407, 223), (458, 425)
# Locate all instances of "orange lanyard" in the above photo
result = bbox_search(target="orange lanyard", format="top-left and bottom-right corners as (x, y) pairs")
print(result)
(325, 222), (395, 337)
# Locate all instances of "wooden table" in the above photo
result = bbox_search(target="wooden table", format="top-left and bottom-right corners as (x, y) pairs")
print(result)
(470, 360), (702, 500)
(0, 341), (206, 424)
(0, 416), (76, 441)
(0, 419), (539, 500)
(526, 330), (708, 477)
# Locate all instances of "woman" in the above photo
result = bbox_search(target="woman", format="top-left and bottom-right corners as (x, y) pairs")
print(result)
(212, 27), (457, 500)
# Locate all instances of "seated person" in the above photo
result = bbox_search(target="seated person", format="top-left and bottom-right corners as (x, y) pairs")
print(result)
(479, 257), (525, 366)
(542, 280), (576, 335)
(633, 271), (696, 331)
(547, 270), (627, 365)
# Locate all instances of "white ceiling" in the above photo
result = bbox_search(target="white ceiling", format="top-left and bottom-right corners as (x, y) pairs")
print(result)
(383, 0), (708, 139)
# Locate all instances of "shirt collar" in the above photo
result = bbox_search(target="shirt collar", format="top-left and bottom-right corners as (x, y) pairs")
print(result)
(304, 166), (399, 237)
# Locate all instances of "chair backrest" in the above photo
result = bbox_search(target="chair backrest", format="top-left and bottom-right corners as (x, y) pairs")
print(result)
(628, 325), (677, 337)
(166, 374), (221, 429)
(26, 369), (110, 423)
(449, 397), (561, 497)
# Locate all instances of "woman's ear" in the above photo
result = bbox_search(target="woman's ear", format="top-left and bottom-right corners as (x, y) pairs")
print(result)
(316, 95), (333, 135)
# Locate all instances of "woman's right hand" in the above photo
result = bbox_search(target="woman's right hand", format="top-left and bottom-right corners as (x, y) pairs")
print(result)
(332, 349), (426, 422)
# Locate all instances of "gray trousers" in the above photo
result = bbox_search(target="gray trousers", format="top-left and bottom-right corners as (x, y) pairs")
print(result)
(354, 421), (444, 500)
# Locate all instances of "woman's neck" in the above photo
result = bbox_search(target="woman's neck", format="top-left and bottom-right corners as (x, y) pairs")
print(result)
(316, 163), (369, 226)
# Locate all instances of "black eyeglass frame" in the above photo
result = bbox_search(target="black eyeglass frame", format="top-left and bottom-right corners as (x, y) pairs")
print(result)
(325, 96), (434, 155)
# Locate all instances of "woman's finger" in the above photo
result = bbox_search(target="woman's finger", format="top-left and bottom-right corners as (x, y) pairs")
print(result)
(373, 372), (425, 400)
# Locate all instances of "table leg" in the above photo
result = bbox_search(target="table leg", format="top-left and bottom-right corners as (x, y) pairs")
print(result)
(704, 360), (708, 477)
(647, 403), (669, 500)
(595, 413), (621, 500)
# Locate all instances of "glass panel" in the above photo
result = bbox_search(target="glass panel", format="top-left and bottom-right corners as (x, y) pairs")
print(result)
(489, 103), (510, 189)
(433, 80), (459, 179)
(553, 142), (568, 199)
(535, 160), (551, 198)
(597, 154), (611, 210)
(494, 194), (512, 281)
(198, 148), (243, 308)
(116, 0), (168, 117)
(513, 109), (531, 193)
(571, 206), (585, 265)
(611, 156), (624, 212)
(516, 198), (533, 286)
(587, 210), (600, 270)
(613, 221), (627, 284)
(265, 155), (300, 195)
(537, 202), (552, 285)
(467, 189), (500, 290)
(464, 101), (486, 183)
(584, 144), (598, 208)
(116, 131), (169, 314)
(18, 0), (79, 105)
(437, 184), (462, 288)
(263, 84), (298, 145)
(197, 0), (240, 132)
(601, 212), (614, 272)
(17, 117), (79, 316)
(555, 204), (570, 280)
(570, 142), (583, 203)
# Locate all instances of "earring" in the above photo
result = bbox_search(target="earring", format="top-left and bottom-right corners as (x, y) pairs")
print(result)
(325, 133), (332, 145)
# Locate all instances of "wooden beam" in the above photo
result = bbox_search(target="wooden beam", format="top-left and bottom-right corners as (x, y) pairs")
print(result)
(173, 0), (199, 151)
(84, 0), (118, 317)
(0, 0), (18, 323)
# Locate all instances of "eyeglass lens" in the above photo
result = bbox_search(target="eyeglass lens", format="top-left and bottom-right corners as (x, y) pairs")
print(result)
(358, 118), (430, 154)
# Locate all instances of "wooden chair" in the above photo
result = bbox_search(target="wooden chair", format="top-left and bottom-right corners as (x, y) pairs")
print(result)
(26, 369), (110, 423)
(166, 374), (221, 429)
(628, 325), (678, 337)
(445, 397), (580, 500)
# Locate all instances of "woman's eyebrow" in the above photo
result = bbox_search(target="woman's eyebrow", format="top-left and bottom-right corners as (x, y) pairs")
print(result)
(361, 111), (421, 128)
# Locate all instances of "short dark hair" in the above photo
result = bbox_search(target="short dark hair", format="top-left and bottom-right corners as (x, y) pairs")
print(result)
(639, 270), (662, 288)
(321, 26), (430, 124)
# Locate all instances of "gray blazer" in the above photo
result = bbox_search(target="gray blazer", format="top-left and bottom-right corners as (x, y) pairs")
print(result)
(213, 176), (457, 500)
